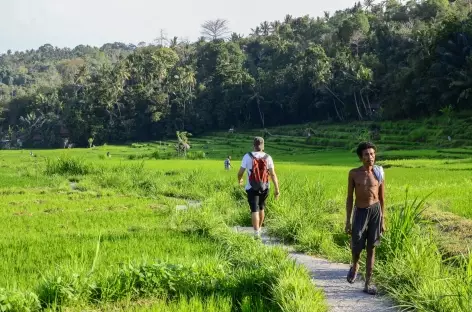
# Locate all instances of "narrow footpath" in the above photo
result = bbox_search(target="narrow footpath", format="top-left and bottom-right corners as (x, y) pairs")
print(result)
(233, 226), (398, 312)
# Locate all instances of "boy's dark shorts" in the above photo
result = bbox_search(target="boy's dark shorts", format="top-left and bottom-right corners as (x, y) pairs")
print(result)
(351, 202), (383, 254)
(246, 189), (269, 213)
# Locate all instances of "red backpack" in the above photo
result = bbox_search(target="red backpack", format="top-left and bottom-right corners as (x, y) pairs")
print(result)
(248, 152), (270, 192)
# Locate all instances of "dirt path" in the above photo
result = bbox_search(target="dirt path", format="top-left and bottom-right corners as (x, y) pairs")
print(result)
(233, 226), (398, 312)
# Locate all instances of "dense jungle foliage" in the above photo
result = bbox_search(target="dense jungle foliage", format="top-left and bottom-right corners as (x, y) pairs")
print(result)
(1, 0), (472, 147)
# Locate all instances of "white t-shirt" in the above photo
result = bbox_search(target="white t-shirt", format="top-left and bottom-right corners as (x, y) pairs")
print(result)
(240, 152), (274, 191)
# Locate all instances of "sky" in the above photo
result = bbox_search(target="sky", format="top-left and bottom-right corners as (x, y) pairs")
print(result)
(1, 0), (358, 53)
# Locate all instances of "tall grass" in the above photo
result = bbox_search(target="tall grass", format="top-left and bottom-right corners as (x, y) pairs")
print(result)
(374, 190), (472, 312)
(376, 187), (431, 261)
(172, 205), (327, 312)
(45, 155), (92, 176)
(5, 205), (326, 311)
(266, 174), (348, 261)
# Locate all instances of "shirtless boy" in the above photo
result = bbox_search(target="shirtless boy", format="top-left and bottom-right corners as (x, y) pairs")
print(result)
(345, 142), (385, 295)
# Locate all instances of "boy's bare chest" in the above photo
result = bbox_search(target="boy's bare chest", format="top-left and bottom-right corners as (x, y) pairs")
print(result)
(353, 172), (379, 189)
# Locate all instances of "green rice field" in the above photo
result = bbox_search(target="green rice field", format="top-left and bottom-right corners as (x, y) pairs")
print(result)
(1, 121), (472, 311)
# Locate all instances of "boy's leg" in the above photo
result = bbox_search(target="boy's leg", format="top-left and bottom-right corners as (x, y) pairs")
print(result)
(352, 249), (361, 271)
(364, 202), (382, 294)
(348, 207), (368, 283)
(365, 247), (375, 287)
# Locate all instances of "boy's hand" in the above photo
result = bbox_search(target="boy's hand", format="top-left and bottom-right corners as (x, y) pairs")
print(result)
(345, 222), (352, 235)
(381, 219), (386, 233)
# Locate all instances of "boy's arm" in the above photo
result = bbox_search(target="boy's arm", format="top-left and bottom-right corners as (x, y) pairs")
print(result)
(345, 170), (355, 234)
(379, 178), (386, 231)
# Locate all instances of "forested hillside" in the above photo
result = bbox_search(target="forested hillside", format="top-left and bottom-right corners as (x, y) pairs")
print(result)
(1, 0), (472, 147)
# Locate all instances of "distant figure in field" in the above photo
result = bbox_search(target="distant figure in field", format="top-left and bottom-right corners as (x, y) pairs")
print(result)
(345, 142), (385, 295)
(106, 152), (111, 158)
(237, 137), (280, 238)
(224, 156), (232, 170)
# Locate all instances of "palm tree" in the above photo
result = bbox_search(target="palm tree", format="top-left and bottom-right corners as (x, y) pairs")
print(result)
(284, 14), (293, 24)
(176, 131), (191, 156)
(324, 11), (330, 21)
(250, 26), (261, 37)
(169, 36), (179, 48)
(363, 0), (374, 11)
(248, 88), (265, 128)
(260, 21), (271, 36)
(177, 66), (196, 128)
(271, 21), (281, 34)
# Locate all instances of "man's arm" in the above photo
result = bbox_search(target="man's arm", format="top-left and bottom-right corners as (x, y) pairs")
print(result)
(379, 178), (386, 232)
(268, 168), (280, 198)
(345, 170), (355, 234)
(237, 167), (245, 186)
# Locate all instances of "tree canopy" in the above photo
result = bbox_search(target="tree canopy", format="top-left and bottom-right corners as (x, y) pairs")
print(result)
(1, 1), (472, 147)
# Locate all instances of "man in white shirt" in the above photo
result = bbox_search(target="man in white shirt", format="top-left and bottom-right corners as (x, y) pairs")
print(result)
(237, 137), (280, 238)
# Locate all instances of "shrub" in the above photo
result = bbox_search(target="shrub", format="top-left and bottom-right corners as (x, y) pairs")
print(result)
(130, 143), (148, 148)
(149, 150), (174, 159)
(408, 127), (429, 143)
(0, 288), (40, 312)
(186, 151), (206, 160)
(45, 155), (92, 176)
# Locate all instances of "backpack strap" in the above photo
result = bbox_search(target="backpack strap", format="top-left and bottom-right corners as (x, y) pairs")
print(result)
(248, 152), (269, 159)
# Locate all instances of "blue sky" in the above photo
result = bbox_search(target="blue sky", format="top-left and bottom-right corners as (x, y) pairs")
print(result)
(1, 0), (358, 53)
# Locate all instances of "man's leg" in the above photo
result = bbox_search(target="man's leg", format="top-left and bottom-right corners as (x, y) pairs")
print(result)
(247, 190), (261, 236)
(258, 190), (268, 229)
(259, 209), (265, 228)
(251, 212), (260, 231)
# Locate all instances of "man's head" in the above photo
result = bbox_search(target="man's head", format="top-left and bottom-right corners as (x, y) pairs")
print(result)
(356, 142), (376, 166)
(253, 137), (264, 152)
(227, 155), (231, 160)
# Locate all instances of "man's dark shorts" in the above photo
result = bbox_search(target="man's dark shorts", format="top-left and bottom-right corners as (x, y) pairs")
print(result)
(351, 202), (383, 254)
(246, 189), (269, 213)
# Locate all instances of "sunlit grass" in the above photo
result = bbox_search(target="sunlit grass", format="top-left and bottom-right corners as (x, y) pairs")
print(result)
(0, 137), (471, 311)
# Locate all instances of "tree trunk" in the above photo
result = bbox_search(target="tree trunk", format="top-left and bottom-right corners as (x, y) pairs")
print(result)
(257, 98), (265, 128)
(365, 90), (373, 115)
(354, 92), (363, 120)
(359, 90), (369, 118)
(333, 99), (344, 121)
(324, 86), (348, 109)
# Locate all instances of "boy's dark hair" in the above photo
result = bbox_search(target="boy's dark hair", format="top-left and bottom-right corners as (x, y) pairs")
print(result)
(356, 142), (377, 158)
